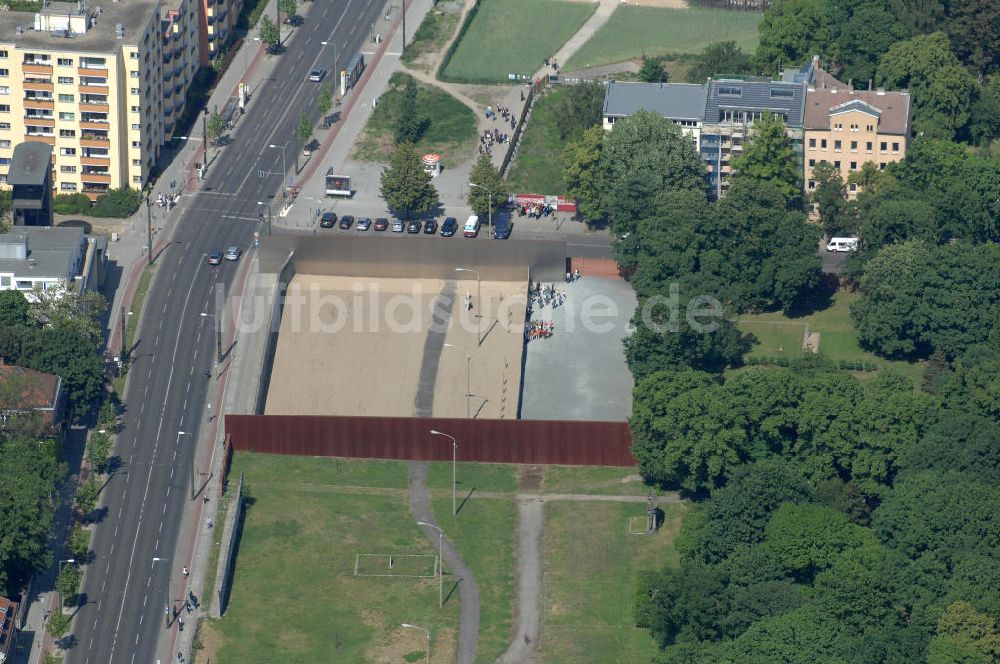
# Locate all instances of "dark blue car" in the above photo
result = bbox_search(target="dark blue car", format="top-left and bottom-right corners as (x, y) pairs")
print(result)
(441, 217), (458, 237)
(493, 212), (512, 239)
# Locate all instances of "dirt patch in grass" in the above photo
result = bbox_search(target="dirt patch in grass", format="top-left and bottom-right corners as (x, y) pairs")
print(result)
(518, 465), (543, 491)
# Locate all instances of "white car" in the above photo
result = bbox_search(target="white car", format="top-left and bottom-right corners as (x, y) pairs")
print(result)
(826, 237), (859, 252)
(224, 246), (241, 261)
(308, 68), (326, 82)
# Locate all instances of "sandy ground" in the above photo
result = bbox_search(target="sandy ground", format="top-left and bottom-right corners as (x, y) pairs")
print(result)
(265, 274), (526, 419)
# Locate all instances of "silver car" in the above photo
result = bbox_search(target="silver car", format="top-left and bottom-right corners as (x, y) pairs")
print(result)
(224, 246), (241, 261)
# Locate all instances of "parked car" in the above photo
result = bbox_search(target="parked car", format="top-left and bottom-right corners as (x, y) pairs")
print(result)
(339, 215), (355, 229)
(424, 219), (438, 234)
(308, 68), (326, 82)
(407, 220), (422, 234)
(224, 246), (242, 261)
(493, 212), (512, 239)
(207, 250), (223, 265)
(356, 217), (372, 231)
(391, 219), (404, 232)
(441, 217), (458, 237)
(826, 237), (859, 252)
(320, 211), (337, 228)
(374, 217), (389, 231)
(463, 215), (480, 238)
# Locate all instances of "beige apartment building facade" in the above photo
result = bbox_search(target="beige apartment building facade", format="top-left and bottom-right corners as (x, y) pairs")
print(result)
(0, 0), (211, 200)
(803, 70), (911, 199)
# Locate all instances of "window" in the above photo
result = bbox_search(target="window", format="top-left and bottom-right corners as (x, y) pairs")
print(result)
(131, 140), (141, 148)
(849, 183), (858, 192)
(0, 50), (7, 59)
(58, 76), (73, 84)
(131, 87), (140, 95)
(849, 161), (857, 170)
(808, 138), (816, 148)
(833, 123), (843, 131)
(718, 86), (742, 97)
(132, 158), (141, 166)
(60, 182), (78, 191)
(892, 142), (900, 152)
(130, 71), (139, 78)
(0, 139), (9, 148)
(130, 52), (138, 59)
(131, 105), (140, 112)
(0, 86), (8, 95)
(58, 111), (75, 120)
(59, 129), (76, 137)
(131, 123), (141, 130)
(866, 141), (873, 152)
(850, 141), (858, 151)
(833, 161), (841, 169)
(60, 147), (76, 156)
(866, 124), (874, 132)
(0, 104), (9, 113)
(849, 123), (858, 131)
(879, 163), (886, 170)
(820, 139), (827, 149)
(834, 140), (842, 151)
(808, 159), (816, 167)
(808, 180), (816, 190)
(880, 141), (887, 151)
(60, 165), (77, 173)
(132, 175), (142, 183)
(770, 88), (794, 98)
(58, 94), (74, 102)
(0, 69), (7, 77)
(0, 122), (8, 129)
(58, 57), (73, 66)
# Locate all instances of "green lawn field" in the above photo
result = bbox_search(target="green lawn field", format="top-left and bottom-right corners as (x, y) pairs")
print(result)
(736, 291), (924, 384)
(401, 8), (462, 72)
(505, 88), (571, 195)
(563, 6), (761, 71)
(352, 72), (477, 167)
(442, 0), (596, 83)
(540, 501), (686, 663)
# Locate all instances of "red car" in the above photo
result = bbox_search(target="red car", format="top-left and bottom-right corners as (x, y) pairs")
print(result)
(373, 218), (389, 231)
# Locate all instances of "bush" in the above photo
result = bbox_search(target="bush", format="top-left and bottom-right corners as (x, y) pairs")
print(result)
(67, 526), (91, 562)
(56, 565), (81, 605)
(75, 479), (100, 515)
(87, 432), (112, 474)
(97, 395), (118, 432)
(90, 188), (142, 218)
(48, 612), (71, 639)
(52, 193), (92, 215)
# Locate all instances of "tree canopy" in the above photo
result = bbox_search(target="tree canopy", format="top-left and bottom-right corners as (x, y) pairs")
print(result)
(379, 142), (439, 216)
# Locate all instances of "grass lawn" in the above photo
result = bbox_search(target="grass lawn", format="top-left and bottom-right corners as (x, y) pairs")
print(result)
(736, 291), (924, 384)
(431, 496), (516, 663)
(563, 6), (761, 71)
(114, 262), (156, 394)
(202, 454), (458, 664)
(352, 72), (477, 168)
(505, 88), (571, 195)
(401, 7), (461, 72)
(540, 465), (661, 496)
(540, 501), (686, 663)
(442, 0), (596, 83)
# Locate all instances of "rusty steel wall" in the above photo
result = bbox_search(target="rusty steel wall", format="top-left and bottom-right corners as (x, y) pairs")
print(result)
(225, 414), (635, 467)
(258, 234), (569, 283)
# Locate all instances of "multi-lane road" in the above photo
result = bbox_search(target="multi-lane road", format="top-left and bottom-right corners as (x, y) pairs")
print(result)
(67, 1), (384, 662)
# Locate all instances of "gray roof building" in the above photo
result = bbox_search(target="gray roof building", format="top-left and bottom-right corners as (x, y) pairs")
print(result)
(9, 142), (52, 187)
(0, 226), (106, 294)
(603, 82), (708, 122)
(704, 79), (807, 128)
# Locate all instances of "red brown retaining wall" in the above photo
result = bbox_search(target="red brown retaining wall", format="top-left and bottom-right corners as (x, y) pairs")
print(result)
(226, 415), (635, 466)
(568, 257), (624, 279)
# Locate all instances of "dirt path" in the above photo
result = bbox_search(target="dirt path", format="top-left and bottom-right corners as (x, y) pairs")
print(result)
(497, 496), (544, 664)
(531, 0), (620, 79)
(408, 461), (481, 664)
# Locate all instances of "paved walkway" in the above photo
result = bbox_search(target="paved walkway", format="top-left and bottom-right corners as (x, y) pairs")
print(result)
(496, 496), (543, 664)
(408, 462), (481, 664)
(537, 0), (619, 76)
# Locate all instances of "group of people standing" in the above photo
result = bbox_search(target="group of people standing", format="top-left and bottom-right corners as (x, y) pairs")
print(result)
(480, 104), (518, 156)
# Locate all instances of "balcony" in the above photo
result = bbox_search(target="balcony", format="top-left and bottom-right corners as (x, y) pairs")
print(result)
(77, 67), (108, 77)
(80, 101), (109, 113)
(80, 120), (109, 130)
(80, 135), (110, 147)
(23, 81), (54, 92)
(81, 173), (111, 183)
(24, 134), (55, 145)
(81, 156), (110, 166)
(24, 98), (55, 110)
(25, 117), (55, 126)
(23, 63), (53, 75)
(79, 84), (108, 94)
(82, 183), (110, 194)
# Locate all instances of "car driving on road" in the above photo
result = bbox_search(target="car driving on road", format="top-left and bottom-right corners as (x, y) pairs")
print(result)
(309, 68), (326, 82)
(207, 250), (223, 265)
(225, 246), (241, 261)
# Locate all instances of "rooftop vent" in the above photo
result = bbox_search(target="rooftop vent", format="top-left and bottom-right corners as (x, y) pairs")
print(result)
(115, 21), (123, 37)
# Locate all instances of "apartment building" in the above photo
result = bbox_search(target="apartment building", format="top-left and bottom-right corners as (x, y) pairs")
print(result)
(802, 69), (911, 198)
(200, 0), (244, 64)
(161, 0), (202, 136)
(602, 81), (707, 147)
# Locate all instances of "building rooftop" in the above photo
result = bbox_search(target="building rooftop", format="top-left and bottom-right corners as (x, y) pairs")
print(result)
(8, 142), (52, 187)
(603, 81), (707, 121)
(0, 0), (159, 53)
(0, 226), (84, 280)
(704, 79), (807, 127)
(0, 364), (62, 412)
(803, 87), (911, 135)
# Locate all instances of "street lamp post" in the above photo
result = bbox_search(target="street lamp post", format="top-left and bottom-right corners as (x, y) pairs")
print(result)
(401, 623), (430, 662)
(56, 558), (75, 610)
(430, 430), (458, 516)
(415, 521), (444, 607)
(467, 182), (494, 237)
(268, 143), (288, 195)
(199, 312), (223, 364)
(442, 345), (471, 419)
(454, 267), (482, 346)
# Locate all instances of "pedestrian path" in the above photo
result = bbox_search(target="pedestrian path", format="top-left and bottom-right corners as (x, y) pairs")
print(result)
(533, 0), (619, 78)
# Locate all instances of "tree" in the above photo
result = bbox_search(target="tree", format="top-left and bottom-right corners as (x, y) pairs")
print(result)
(56, 563), (81, 605)
(755, 0), (830, 74)
(87, 431), (113, 474)
(20, 326), (104, 410)
(730, 112), (801, 207)
(52, 192), (92, 215)
(206, 108), (226, 146)
(946, 0), (1000, 80)
(900, 413), (1000, 484)
(810, 160), (847, 234)
(551, 82), (605, 139)
(395, 77), (426, 144)
(29, 284), (107, 345)
(259, 15), (279, 51)
(75, 479), (100, 516)
(686, 41), (752, 83)
(296, 110), (312, 143)
(379, 142), (438, 217)
(316, 83), (333, 119)
(561, 125), (605, 222)
(467, 154), (507, 218)
(928, 601), (1000, 663)
(278, 0), (297, 18)
(90, 187), (142, 218)
(67, 526), (91, 562)
(638, 54), (670, 83)
(876, 32), (977, 139)
(969, 76), (1000, 146)
(0, 290), (30, 328)
(0, 189), (10, 222)
(47, 612), (71, 639)
(624, 315), (751, 384)
(763, 503), (871, 582)
(827, 1), (906, 84)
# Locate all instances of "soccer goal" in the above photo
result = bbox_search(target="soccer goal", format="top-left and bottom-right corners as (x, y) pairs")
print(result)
(353, 553), (439, 578)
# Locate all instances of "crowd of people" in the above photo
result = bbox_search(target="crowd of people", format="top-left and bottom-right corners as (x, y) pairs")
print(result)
(480, 103), (518, 156)
(517, 201), (555, 218)
(525, 320), (554, 341)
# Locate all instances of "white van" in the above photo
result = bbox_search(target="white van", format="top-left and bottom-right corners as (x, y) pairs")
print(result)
(826, 237), (859, 252)
(463, 215), (480, 238)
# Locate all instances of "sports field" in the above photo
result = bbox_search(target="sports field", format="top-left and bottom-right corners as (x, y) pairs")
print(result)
(442, 0), (597, 82)
(563, 6), (761, 71)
